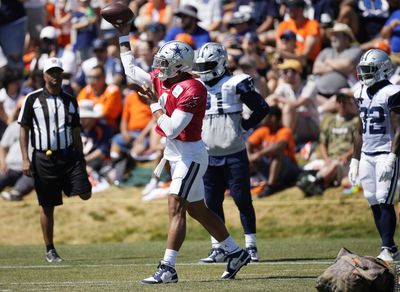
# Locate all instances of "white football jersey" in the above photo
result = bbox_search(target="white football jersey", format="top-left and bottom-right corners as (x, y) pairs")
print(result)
(200, 73), (256, 156)
(204, 74), (254, 115)
(354, 82), (400, 154)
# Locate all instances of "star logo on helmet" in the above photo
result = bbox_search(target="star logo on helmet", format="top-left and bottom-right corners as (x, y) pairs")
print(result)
(171, 44), (189, 59)
(216, 48), (223, 55)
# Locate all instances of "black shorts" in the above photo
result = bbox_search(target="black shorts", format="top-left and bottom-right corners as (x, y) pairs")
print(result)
(32, 147), (92, 207)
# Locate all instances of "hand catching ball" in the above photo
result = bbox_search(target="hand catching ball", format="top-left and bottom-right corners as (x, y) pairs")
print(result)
(100, 3), (134, 26)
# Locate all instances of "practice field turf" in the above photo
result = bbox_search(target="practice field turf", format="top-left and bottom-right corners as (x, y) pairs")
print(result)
(0, 237), (385, 291)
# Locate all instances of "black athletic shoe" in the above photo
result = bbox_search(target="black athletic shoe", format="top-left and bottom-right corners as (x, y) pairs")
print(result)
(221, 249), (251, 279)
(141, 261), (178, 284)
(46, 249), (63, 263)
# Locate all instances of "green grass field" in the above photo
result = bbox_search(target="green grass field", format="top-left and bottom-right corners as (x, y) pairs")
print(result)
(0, 182), (398, 291)
(0, 238), (384, 291)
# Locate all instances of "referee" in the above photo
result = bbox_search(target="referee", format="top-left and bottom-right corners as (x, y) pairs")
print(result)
(19, 57), (92, 263)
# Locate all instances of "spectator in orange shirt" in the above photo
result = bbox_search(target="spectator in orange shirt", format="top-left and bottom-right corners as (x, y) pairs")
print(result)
(136, 0), (173, 30)
(110, 89), (153, 160)
(247, 106), (300, 198)
(77, 65), (122, 132)
(276, 0), (321, 66)
(109, 88), (154, 186)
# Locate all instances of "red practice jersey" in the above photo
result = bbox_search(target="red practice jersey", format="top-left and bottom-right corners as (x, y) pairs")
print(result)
(151, 72), (207, 141)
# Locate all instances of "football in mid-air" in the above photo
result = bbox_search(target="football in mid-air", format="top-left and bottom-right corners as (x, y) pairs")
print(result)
(100, 3), (134, 25)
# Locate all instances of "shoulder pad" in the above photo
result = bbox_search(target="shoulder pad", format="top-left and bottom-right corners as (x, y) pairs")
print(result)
(230, 74), (255, 94)
(224, 74), (251, 87)
(381, 84), (400, 96)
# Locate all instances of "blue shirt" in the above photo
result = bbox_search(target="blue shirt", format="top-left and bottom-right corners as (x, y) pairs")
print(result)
(385, 10), (400, 53)
(82, 122), (113, 157)
(71, 11), (97, 51)
(235, 0), (279, 25)
(164, 26), (211, 49)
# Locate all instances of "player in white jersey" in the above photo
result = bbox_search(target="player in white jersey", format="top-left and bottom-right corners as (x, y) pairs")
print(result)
(193, 43), (269, 263)
(113, 21), (250, 284)
(349, 49), (400, 262)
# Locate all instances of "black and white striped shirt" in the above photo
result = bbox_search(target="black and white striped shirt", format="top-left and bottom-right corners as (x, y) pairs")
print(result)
(18, 88), (81, 151)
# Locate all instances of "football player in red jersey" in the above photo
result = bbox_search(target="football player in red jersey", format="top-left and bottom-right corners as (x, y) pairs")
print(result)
(113, 21), (250, 284)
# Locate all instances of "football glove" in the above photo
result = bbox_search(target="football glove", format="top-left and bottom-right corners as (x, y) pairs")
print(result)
(348, 158), (359, 186)
(379, 153), (397, 182)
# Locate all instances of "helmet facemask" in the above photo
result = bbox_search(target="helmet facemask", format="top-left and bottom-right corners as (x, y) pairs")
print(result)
(193, 60), (225, 82)
(152, 41), (194, 81)
(152, 55), (178, 81)
(193, 43), (227, 82)
(356, 49), (394, 87)
(357, 64), (379, 87)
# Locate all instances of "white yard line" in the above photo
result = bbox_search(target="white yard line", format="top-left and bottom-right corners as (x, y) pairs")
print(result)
(2, 273), (321, 287)
(0, 260), (332, 270)
(3, 280), (132, 286)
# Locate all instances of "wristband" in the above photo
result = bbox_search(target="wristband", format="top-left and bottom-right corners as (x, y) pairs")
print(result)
(150, 103), (162, 113)
(119, 35), (130, 44)
(350, 158), (359, 167)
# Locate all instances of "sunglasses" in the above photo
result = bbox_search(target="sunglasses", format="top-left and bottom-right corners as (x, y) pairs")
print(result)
(239, 64), (253, 70)
(87, 75), (102, 80)
(280, 35), (295, 41)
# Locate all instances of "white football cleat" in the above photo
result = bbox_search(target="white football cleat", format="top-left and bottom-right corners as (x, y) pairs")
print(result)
(246, 246), (259, 262)
(141, 261), (178, 284)
(200, 248), (227, 263)
(377, 247), (400, 262)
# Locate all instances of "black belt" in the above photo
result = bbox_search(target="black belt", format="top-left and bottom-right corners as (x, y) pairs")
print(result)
(205, 111), (242, 118)
(363, 151), (390, 156)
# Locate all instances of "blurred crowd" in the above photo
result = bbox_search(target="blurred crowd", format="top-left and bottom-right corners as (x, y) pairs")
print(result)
(1, 0), (400, 201)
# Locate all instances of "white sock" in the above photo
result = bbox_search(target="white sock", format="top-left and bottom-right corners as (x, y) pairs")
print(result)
(163, 249), (178, 266)
(211, 236), (219, 249)
(219, 235), (240, 254)
(245, 233), (256, 248)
